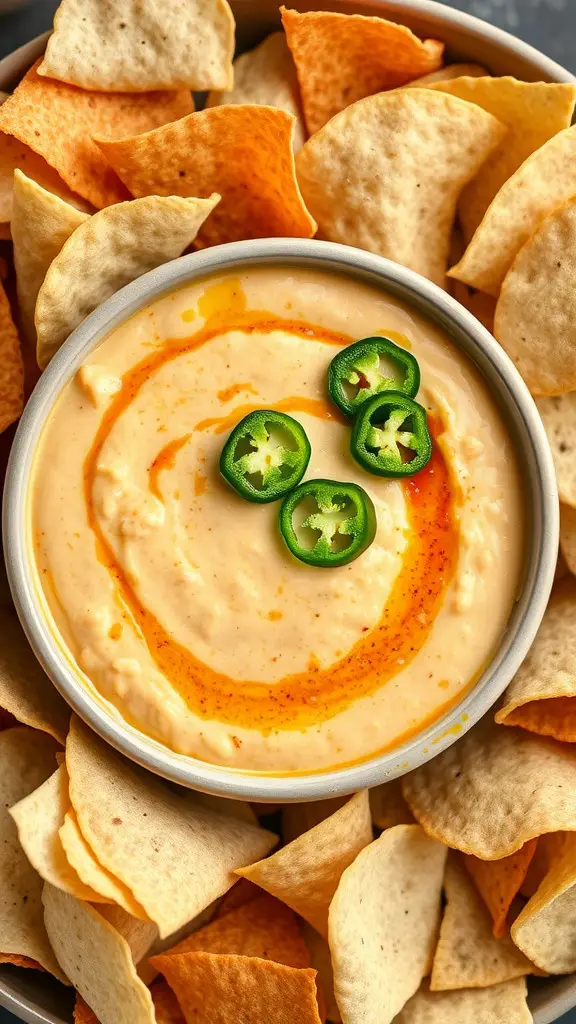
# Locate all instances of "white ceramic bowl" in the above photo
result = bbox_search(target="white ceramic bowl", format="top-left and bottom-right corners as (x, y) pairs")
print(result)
(0, 2), (571, 1021)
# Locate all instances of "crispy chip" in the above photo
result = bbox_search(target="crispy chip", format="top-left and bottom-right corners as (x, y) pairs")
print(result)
(35, 193), (219, 367)
(0, 727), (67, 981)
(302, 923), (340, 1024)
(96, 904), (157, 964)
(151, 981), (185, 1024)
(0, 62), (193, 209)
(512, 833), (576, 973)
(404, 63), (489, 87)
(11, 170), (90, 343)
(236, 791), (372, 938)
(155, 952), (322, 1024)
(430, 855), (532, 990)
(329, 824), (446, 1023)
(207, 33), (305, 151)
(402, 717), (576, 859)
(537, 394), (576, 507)
(0, 279), (23, 433)
(369, 778), (415, 830)
(449, 124), (576, 296)
(560, 504), (576, 576)
(96, 105), (316, 247)
(66, 717), (276, 938)
(0, 603), (69, 742)
(0, 132), (86, 223)
(281, 7), (443, 134)
(38, 0), (234, 92)
(43, 884), (155, 1024)
(494, 195), (576, 394)
(462, 841), (538, 937)
(395, 978), (531, 1023)
(495, 580), (576, 741)
(427, 78), (575, 241)
(281, 797), (348, 844)
(296, 89), (505, 287)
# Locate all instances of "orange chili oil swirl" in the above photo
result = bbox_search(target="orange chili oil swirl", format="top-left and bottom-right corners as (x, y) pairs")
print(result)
(83, 313), (459, 733)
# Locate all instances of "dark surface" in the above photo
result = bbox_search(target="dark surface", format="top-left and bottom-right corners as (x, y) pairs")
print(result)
(0, 0), (575, 1022)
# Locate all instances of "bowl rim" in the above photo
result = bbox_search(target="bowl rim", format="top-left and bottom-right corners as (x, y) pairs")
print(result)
(3, 237), (559, 801)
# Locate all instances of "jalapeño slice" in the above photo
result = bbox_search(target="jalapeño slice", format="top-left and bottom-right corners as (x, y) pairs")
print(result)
(351, 392), (432, 478)
(220, 409), (311, 503)
(279, 479), (376, 568)
(328, 336), (420, 417)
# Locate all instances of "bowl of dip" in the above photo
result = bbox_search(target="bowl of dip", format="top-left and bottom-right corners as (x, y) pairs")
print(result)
(4, 237), (558, 800)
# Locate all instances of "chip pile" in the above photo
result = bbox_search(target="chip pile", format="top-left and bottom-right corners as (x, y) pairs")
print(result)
(1, 0), (576, 1022)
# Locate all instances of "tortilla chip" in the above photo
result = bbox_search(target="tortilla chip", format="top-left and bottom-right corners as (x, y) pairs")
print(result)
(402, 716), (576, 859)
(427, 78), (575, 241)
(451, 280), (496, 333)
(494, 195), (576, 394)
(0, 604), (69, 742)
(38, 0), (234, 92)
(537, 394), (576, 507)
(395, 978), (531, 1023)
(0, 62), (193, 209)
(236, 791), (372, 938)
(74, 995), (98, 1024)
(35, 193), (219, 368)
(12, 169), (90, 343)
(214, 878), (261, 919)
(151, 981), (185, 1024)
(281, 6), (443, 134)
(282, 797), (348, 844)
(369, 778), (415, 830)
(449, 124), (576, 296)
(96, 904), (157, 964)
(0, 279), (23, 433)
(462, 840), (538, 937)
(207, 33), (305, 151)
(495, 580), (576, 741)
(404, 63), (489, 87)
(302, 923), (340, 1024)
(66, 717), (276, 938)
(329, 824), (446, 1023)
(96, 105), (316, 247)
(512, 832), (576, 973)
(296, 89), (505, 287)
(0, 727), (67, 981)
(43, 883), (155, 1024)
(430, 855), (532, 990)
(0, 131), (86, 223)
(560, 504), (576, 577)
(155, 952), (322, 1024)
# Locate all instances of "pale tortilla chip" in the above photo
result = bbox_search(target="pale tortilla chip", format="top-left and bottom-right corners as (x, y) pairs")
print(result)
(38, 0), (234, 92)
(154, 952), (322, 1024)
(430, 855), (533, 990)
(402, 716), (576, 859)
(0, 62), (193, 209)
(395, 978), (531, 1023)
(12, 169), (90, 343)
(0, 131), (86, 223)
(207, 33), (305, 151)
(427, 78), (575, 241)
(281, 6), (444, 134)
(35, 193), (218, 368)
(0, 727), (67, 981)
(0, 603), (69, 742)
(96, 105), (316, 247)
(449, 124), (576, 296)
(281, 797), (348, 844)
(512, 832), (576, 973)
(296, 89), (505, 287)
(369, 778), (415, 830)
(537, 394), (576, 507)
(560, 504), (576, 576)
(236, 791), (372, 938)
(462, 840), (538, 937)
(66, 717), (276, 938)
(43, 883), (155, 1024)
(0, 279), (23, 433)
(494, 195), (576, 394)
(404, 63), (489, 87)
(59, 809), (148, 916)
(329, 824), (447, 1023)
(302, 923), (340, 1024)
(495, 580), (576, 741)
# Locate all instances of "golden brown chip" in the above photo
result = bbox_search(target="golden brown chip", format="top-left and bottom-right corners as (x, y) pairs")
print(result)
(296, 89), (505, 287)
(236, 791), (372, 938)
(0, 62), (193, 208)
(427, 77), (575, 241)
(0, 132), (85, 223)
(0, 603), (69, 742)
(329, 825), (447, 1023)
(207, 33), (305, 151)
(462, 841), (538, 937)
(430, 855), (532, 991)
(495, 580), (576, 741)
(404, 63), (489, 87)
(395, 978), (531, 1023)
(281, 6), (443, 134)
(512, 832), (576, 973)
(59, 809), (148, 916)
(0, 279), (23, 434)
(281, 797), (348, 844)
(369, 778), (415, 830)
(35, 193), (219, 368)
(96, 105), (316, 247)
(538, 393), (576, 509)
(38, 0), (234, 92)
(402, 716), (576, 858)
(561, 504), (576, 576)
(154, 952), (323, 1024)
(449, 124), (576, 296)
(66, 717), (276, 938)
(151, 981), (185, 1024)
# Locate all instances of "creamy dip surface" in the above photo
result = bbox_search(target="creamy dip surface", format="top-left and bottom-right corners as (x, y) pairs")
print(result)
(30, 268), (524, 772)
